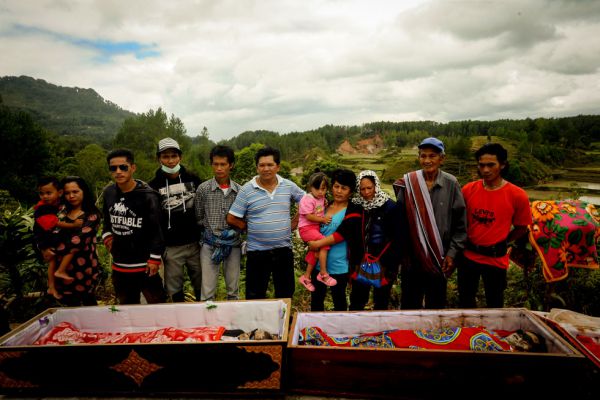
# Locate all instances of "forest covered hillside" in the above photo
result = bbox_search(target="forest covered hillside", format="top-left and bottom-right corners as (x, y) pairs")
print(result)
(2, 75), (600, 204)
(0, 75), (135, 143)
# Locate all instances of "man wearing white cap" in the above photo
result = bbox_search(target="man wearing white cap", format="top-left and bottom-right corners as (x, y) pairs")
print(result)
(149, 137), (202, 302)
(394, 137), (467, 309)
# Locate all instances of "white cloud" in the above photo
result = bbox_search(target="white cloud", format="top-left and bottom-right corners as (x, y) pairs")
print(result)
(1, 0), (599, 140)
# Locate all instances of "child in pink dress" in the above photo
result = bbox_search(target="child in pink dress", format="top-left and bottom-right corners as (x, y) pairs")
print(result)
(298, 172), (337, 291)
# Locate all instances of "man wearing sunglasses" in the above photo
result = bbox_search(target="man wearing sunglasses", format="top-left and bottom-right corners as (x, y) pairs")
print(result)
(102, 149), (166, 304)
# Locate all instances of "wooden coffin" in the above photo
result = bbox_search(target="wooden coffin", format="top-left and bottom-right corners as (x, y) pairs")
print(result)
(0, 299), (290, 396)
(288, 308), (595, 398)
(537, 308), (600, 370)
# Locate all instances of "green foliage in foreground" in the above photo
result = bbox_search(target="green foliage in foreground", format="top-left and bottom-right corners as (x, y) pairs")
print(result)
(0, 206), (50, 321)
(1, 206), (599, 325)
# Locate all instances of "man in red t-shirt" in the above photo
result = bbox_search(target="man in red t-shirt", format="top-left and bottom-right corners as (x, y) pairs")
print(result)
(459, 143), (532, 308)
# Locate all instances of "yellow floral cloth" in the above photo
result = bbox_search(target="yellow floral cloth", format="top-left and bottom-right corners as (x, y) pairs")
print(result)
(528, 200), (599, 282)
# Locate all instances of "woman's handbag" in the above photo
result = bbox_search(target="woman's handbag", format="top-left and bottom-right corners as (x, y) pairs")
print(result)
(353, 242), (391, 288)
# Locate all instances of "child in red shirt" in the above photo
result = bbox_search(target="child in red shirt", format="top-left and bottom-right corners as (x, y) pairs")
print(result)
(34, 177), (82, 299)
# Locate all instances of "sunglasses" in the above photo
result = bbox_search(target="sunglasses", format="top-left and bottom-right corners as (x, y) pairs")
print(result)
(109, 164), (130, 172)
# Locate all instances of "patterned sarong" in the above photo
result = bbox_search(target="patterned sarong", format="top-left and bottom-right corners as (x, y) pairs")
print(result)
(524, 200), (599, 282)
(398, 171), (445, 278)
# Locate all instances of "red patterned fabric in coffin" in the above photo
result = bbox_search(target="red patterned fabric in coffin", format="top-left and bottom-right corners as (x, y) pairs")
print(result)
(299, 326), (512, 351)
(35, 322), (226, 345)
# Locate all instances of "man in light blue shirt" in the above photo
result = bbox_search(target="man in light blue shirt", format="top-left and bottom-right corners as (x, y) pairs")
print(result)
(227, 146), (304, 299)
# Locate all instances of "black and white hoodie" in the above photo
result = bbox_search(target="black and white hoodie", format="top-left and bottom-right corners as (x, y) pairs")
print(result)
(102, 180), (164, 273)
(149, 166), (202, 247)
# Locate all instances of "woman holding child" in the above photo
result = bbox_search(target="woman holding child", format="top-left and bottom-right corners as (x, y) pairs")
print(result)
(310, 170), (401, 310)
(309, 169), (356, 311)
(53, 176), (102, 306)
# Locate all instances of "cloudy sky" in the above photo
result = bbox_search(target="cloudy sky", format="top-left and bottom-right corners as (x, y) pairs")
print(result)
(1, 0), (599, 140)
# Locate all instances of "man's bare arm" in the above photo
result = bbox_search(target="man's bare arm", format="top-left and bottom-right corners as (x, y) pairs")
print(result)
(226, 213), (247, 231)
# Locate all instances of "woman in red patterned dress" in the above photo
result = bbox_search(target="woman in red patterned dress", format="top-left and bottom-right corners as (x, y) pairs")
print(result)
(54, 176), (102, 306)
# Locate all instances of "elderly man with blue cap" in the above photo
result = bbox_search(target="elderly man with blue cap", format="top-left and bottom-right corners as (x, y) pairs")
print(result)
(393, 137), (467, 309)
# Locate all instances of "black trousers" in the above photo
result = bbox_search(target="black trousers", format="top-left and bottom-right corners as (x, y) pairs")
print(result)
(457, 257), (507, 308)
(400, 267), (447, 309)
(349, 279), (393, 311)
(112, 270), (166, 305)
(310, 270), (349, 311)
(245, 247), (295, 300)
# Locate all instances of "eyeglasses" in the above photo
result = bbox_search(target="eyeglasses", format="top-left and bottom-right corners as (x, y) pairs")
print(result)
(109, 164), (130, 172)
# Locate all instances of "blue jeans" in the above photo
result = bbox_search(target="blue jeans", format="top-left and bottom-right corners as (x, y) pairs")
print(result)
(200, 244), (241, 301)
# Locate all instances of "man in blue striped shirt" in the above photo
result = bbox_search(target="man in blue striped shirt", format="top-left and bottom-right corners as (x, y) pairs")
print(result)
(227, 146), (304, 299)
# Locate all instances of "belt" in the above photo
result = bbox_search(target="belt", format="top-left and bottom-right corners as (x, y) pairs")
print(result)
(465, 240), (508, 258)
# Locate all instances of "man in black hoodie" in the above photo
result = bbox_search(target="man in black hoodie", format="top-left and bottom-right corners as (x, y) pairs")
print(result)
(149, 138), (202, 302)
(102, 149), (166, 304)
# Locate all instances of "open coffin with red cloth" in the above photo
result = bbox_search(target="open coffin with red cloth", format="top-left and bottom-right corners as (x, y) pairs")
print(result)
(0, 299), (290, 396)
(288, 308), (596, 398)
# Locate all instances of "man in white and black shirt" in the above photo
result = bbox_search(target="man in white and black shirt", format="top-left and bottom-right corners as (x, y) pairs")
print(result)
(102, 149), (166, 304)
(149, 138), (202, 302)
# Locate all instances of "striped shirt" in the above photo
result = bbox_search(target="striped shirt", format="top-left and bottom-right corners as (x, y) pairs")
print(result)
(229, 175), (305, 251)
(195, 177), (242, 246)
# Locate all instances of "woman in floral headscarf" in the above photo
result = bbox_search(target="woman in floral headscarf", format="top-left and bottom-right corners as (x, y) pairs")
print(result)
(309, 170), (402, 310)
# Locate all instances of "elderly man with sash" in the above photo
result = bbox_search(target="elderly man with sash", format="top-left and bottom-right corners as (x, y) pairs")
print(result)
(394, 137), (467, 309)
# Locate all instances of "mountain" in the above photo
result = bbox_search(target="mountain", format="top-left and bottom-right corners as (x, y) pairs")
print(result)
(0, 75), (135, 141)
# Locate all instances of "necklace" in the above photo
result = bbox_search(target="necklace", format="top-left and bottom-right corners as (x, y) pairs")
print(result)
(483, 179), (504, 189)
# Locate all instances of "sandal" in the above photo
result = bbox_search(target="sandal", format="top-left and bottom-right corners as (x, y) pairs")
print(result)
(299, 275), (315, 292)
(317, 273), (337, 287)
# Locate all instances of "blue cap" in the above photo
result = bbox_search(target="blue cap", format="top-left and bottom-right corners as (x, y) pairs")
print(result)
(418, 137), (445, 153)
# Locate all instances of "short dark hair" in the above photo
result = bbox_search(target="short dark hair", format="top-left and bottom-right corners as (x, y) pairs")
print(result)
(37, 176), (60, 190)
(106, 149), (134, 165)
(475, 143), (508, 164)
(255, 146), (280, 165)
(60, 176), (101, 217)
(307, 172), (329, 191)
(210, 145), (235, 164)
(331, 169), (357, 193)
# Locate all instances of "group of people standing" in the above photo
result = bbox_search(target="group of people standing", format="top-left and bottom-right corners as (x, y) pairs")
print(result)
(306, 137), (531, 311)
(33, 135), (531, 311)
(34, 139), (244, 306)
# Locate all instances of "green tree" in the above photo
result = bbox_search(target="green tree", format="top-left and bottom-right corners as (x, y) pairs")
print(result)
(0, 106), (53, 203)
(113, 108), (190, 156)
(231, 143), (265, 185)
(187, 128), (216, 180)
(447, 136), (472, 160)
(75, 144), (110, 197)
(112, 108), (190, 180)
(301, 158), (342, 186)
(528, 130), (542, 154)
